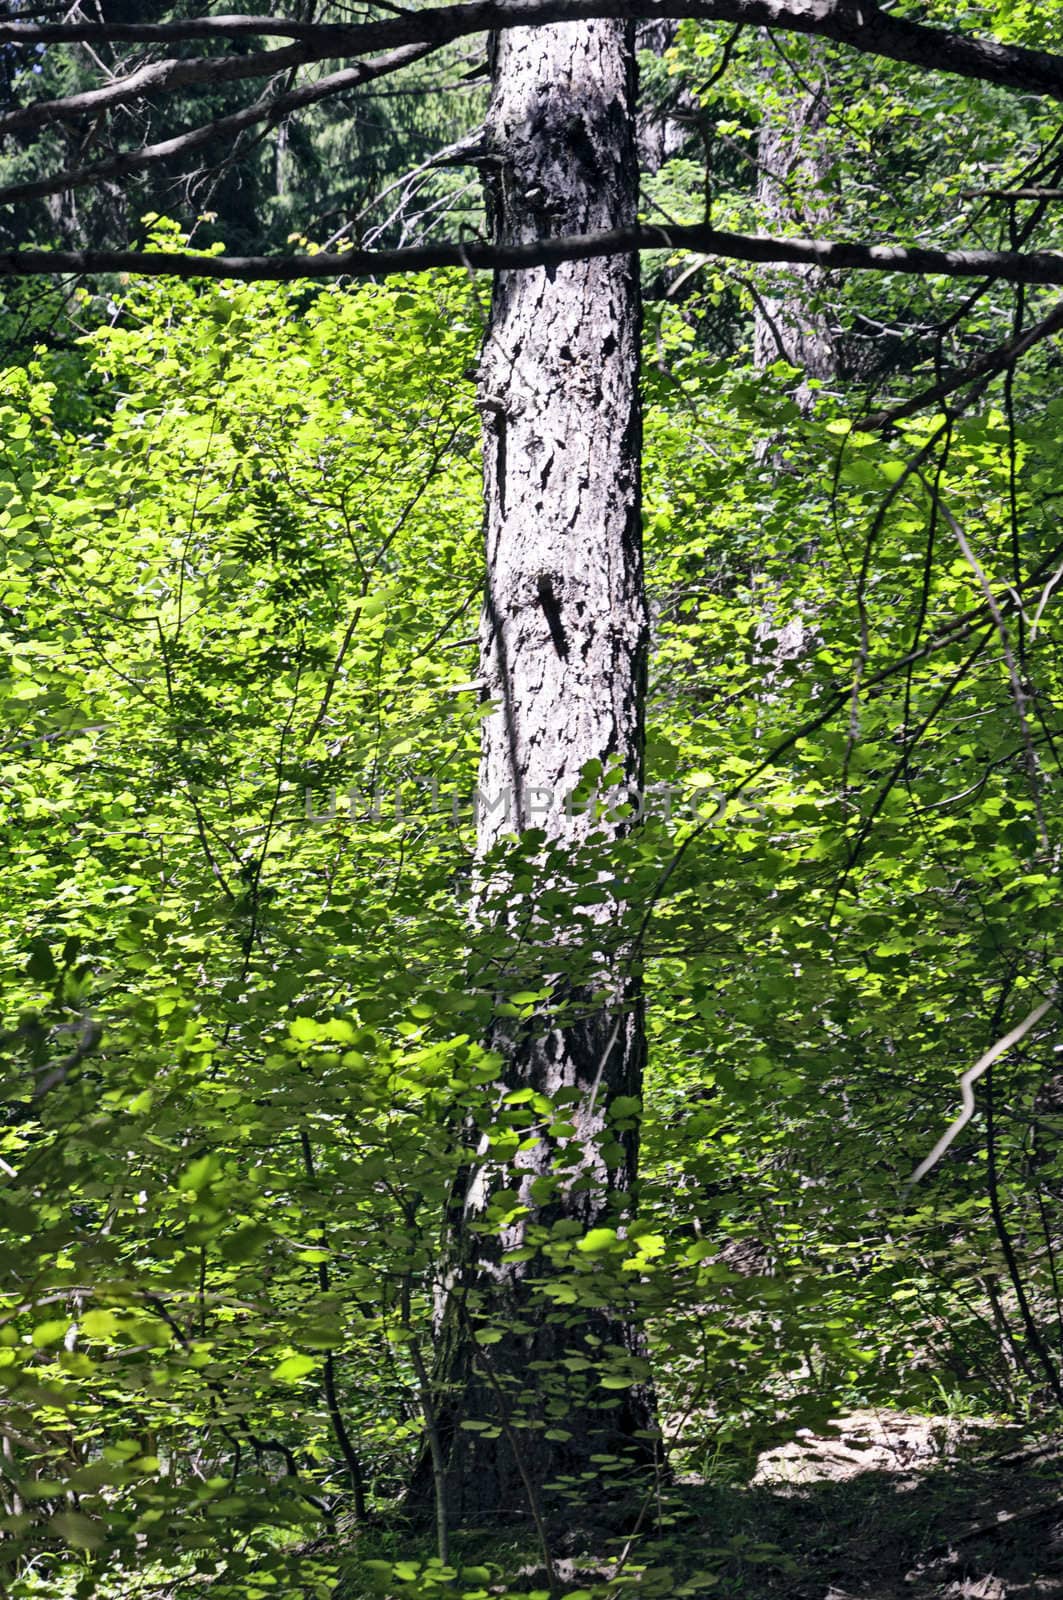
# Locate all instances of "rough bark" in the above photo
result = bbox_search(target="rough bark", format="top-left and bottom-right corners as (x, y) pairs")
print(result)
(751, 50), (837, 682)
(635, 20), (694, 175)
(752, 47), (838, 394)
(750, 47), (916, 391)
(412, 16), (656, 1532)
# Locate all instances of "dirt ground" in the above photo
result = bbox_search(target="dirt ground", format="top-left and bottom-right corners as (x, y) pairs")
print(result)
(669, 1411), (1063, 1599)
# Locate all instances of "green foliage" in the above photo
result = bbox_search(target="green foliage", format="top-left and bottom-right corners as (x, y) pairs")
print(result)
(0, 256), (490, 1596)
(2, 241), (1062, 1591)
(4, 9), (1063, 1587)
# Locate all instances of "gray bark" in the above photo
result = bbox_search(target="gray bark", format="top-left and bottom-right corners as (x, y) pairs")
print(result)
(752, 51), (837, 682)
(752, 49), (838, 392)
(635, 19), (694, 175)
(478, 25), (647, 850)
(413, 16), (656, 1531)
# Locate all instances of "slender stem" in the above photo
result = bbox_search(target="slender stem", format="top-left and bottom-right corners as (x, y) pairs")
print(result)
(469, 1329), (559, 1599)
(986, 1064), (1063, 1404)
(299, 1128), (369, 1521)
(408, 1334), (450, 1567)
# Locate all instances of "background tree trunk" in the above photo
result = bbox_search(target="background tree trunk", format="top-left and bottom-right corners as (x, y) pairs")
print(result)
(752, 45), (838, 394)
(751, 48), (839, 684)
(413, 17), (656, 1532)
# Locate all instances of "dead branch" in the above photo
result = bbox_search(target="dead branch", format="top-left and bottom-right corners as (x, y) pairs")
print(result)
(5, 224), (1063, 287)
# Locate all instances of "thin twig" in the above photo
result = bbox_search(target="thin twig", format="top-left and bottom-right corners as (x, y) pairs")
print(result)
(909, 992), (1056, 1185)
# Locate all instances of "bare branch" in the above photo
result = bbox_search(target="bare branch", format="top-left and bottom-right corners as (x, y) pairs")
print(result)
(865, 297), (1063, 432)
(909, 993), (1057, 1185)
(0, 14), (353, 46)
(961, 187), (1063, 200)
(4, 1), (1063, 104)
(6, 224), (1063, 286)
(0, 40), (328, 137)
(31, 1018), (102, 1100)
(0, 45), (435, 211)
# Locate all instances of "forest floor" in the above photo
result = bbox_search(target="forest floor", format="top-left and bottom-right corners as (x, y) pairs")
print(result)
(342, 1414), (1063, 1600)
(661, 1409), (1063, 1599)
(338, 1412), (1063, 1598)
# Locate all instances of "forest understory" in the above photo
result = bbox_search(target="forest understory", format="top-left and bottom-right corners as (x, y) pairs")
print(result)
(334, 1415), (1063, 1599)
(5, 4), (1063, 1598)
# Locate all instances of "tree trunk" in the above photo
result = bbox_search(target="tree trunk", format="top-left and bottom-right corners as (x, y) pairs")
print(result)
(752, 49), (838, 394)
(751, 50), (838, 684)
(412, 17), (656, 1533)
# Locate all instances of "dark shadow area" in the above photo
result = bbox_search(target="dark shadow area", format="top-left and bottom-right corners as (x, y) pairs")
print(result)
(650, 1428), (1063, 1600)
(338, 1425), (1063, 1597)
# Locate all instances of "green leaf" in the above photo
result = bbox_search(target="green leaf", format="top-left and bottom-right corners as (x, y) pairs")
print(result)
(50, 1512), (105, 1550)
(271, 1353), (317, 1382)
(219, 1223), (273, 1262)
(576, 1227), (618, 1254)
(31, 1318), (70, 1348)
(289, 1016), (321, 1043)
(178, 1153), (220, 1194)
(80, 1309), (119, 1340)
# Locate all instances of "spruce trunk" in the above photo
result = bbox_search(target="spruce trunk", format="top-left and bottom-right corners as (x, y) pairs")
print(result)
(415, 17), (655, 1531)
